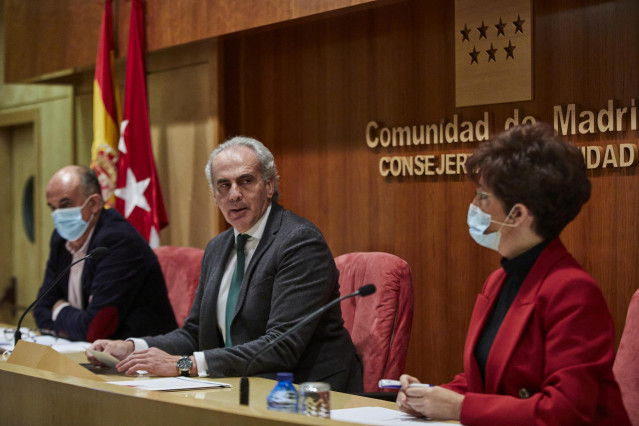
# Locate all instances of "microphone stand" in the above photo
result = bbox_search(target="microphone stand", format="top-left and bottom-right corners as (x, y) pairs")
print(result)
(239, 284), (376, 406)
(14, 247), (108, 345)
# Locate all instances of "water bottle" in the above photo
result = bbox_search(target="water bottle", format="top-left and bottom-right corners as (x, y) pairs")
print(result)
(266, 372), (299, 413)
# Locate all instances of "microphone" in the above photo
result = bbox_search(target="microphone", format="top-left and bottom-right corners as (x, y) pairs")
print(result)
(239, 283), (376, 405)
(14, 246), (109, 345)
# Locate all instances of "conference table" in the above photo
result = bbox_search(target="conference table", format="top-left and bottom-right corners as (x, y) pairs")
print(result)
(0, 337), (401, 425)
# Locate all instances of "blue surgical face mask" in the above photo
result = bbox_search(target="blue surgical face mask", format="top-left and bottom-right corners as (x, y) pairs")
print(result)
(51, 196), (94, 241)
(467, 203), (516, 252)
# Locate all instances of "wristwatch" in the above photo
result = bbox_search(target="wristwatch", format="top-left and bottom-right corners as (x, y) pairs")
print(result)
(176, 355), (193, 377)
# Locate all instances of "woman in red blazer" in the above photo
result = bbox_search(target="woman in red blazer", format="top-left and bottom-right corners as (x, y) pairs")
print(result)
(397, 123), (630, 425)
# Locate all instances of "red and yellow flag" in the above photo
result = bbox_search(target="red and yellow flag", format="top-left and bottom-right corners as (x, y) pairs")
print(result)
(91, 0), (121, 208)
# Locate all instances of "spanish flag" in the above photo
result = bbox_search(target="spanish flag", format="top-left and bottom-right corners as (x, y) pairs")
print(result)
(91, 0), (121, 208)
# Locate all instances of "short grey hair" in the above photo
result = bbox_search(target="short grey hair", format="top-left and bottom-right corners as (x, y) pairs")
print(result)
(205, 136), (280, 202)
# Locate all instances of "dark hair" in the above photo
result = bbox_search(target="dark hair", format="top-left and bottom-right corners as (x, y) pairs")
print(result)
(465, 123), (591, 239)
(78, 167), (102, 198)
(205, 136), (280, 202)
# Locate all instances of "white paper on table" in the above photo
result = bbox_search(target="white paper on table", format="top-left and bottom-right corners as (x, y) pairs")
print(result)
(107, 377), (232, 391)
(0, 329), (90, 353)
(331, 407), (455, 425)
(52, 342), (92, 353)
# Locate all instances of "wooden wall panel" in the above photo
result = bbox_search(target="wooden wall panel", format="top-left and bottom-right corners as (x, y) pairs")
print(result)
(135, 0), (389, 53)
(223, 0), (639, 384)
(3, 0), (390, 83)
(4, 0), (102, 82)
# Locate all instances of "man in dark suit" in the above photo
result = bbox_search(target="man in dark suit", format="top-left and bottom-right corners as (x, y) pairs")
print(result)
(33, 166), (177, 341)
(90, 136), (362, 392)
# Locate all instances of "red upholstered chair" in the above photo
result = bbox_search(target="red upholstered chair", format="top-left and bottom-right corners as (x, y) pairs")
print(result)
(154, 246), (204, 328)
(335, 252), (414, 393)
(613, 288), (639, 425)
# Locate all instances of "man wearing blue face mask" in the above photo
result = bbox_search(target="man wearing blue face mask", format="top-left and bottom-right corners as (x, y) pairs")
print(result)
(33, 165), (177, 341)
(396, 123), (629, 425)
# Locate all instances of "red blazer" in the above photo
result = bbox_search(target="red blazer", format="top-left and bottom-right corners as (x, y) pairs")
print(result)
(442, 238), (629, 426)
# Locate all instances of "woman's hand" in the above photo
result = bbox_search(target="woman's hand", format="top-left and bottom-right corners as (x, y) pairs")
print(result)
(396, 374), (464, 421)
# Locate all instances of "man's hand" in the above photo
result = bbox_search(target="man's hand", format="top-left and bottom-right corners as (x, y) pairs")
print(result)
(87, 339), (134, 366)
(396, 374), (463, 421)
(116, 347), (186, 376)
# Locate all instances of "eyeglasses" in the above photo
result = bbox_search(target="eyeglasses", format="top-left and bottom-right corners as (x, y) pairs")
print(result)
(475, 190), (494, 201)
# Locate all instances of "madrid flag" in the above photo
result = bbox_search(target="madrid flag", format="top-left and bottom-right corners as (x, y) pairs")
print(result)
(90, 0), (121, 208)
(115, 0), (168, 247)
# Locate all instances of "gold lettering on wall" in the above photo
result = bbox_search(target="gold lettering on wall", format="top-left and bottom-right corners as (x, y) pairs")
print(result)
(366, 99), (639, 177)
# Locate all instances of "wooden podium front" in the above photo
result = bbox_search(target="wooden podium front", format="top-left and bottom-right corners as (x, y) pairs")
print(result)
(0, 344), (398, 425)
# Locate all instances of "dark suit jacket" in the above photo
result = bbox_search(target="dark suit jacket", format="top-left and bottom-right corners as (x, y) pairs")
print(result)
(442, 238), (629, 425)
(143, 202), (363, 392)
(33, 208), (177, 341)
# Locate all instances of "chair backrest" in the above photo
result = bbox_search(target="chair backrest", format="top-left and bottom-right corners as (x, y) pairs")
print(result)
(153, 245), (204, 328)
(613, 288), (639, 425)
(334, 252), (414, 393)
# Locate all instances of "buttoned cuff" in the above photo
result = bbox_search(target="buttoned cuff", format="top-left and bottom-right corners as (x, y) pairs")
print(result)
(127, 337), (149, 351)
(194, 351), (209, 377)
(52, 302), (70, 321)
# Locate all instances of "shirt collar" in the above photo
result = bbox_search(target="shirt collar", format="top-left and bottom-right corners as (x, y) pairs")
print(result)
(65, 226), (95, 256)
(233, 202), (272, 242)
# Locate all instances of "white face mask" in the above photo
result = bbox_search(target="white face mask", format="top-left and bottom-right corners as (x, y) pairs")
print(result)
(467, 203), (517, 252)
(51, 196), (94, 241)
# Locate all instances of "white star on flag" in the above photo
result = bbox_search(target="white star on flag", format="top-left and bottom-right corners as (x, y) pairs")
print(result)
(114, 167), (151, 218)
(118, 119), (129, 154)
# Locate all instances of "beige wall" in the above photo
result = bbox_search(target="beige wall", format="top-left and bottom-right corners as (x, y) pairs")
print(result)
(146, 40), (220, 248)
(0, 1), (74, 319)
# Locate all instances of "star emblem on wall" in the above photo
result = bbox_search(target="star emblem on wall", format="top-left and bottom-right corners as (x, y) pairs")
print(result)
(477, 21), (488, 39)
(458, 12), (528, 64)
(504, 40), (516, 59)
(495, 17), (507, 37)
(455, 1), (532, 107)
(460, 24), (471, 42)
(486, 43), (497, 62)
(513, 14), (525, 33)
(469, 46), (480, 64)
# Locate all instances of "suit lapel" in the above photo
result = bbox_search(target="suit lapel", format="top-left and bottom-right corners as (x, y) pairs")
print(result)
(211, 231), (235, 303)
(485, 302), (535, 393)
(484, 238), (566, 393)
(232, 202), (282, 318)
(464, 269), (506, 392)
(198, 230), (234, 349)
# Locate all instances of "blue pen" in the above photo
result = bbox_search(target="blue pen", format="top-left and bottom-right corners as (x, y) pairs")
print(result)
(378, 379), (433, 389)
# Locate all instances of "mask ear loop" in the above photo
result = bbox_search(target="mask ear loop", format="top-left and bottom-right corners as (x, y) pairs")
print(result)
(490, 205), (519, 228)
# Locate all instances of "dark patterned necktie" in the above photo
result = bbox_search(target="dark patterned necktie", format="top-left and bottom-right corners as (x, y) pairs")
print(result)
(225, 233), (249, 347)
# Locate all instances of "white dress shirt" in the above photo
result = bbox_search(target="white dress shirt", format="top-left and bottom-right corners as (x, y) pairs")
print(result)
(52, 228), (95, 321)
